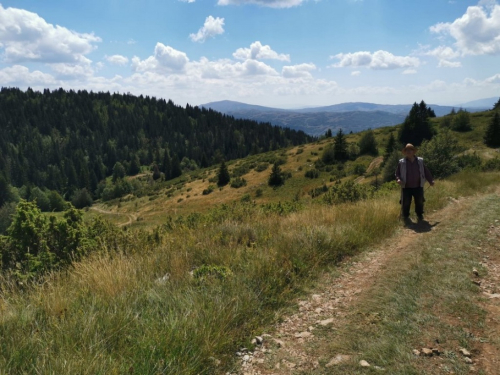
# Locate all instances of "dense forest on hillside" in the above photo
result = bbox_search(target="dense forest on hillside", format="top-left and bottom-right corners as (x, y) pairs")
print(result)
(0, 88), (312, 200)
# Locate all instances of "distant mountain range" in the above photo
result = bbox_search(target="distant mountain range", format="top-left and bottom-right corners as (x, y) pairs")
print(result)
(200, 98), (497, 136)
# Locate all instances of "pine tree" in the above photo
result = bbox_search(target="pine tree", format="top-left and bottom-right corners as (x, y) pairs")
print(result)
(268, 162), (284, 187)
(333, 129), (348, 161)
(381, 133), (399, 167)
(171, 155), (182, 179)
(152, 164), (161, 180)
(358, 129), (378, 156)
(493, 98), (500, 110)
(398, 101), (435, 146)
(484, 112), (500, 148)
(217, 160), (230, 187)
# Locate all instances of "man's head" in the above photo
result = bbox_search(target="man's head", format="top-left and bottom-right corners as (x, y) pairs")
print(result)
(402, 143), (417, 159)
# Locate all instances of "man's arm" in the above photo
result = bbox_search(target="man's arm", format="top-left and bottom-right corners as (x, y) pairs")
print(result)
(395, 162), (403, 185)
(424, 164), (435, 186)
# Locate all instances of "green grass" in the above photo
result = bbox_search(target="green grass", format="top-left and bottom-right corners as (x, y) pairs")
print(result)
(1, 171), (499, 374)
(309, 175), (500, 374)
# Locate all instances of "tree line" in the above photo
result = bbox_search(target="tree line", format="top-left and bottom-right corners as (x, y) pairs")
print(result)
(0, 87), (312, 206)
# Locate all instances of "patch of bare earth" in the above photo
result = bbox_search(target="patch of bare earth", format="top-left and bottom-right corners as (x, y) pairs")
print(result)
(232, 191), (500, 375)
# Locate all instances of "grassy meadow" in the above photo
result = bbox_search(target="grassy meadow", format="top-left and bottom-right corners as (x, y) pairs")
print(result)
(1, 108), (500, 374)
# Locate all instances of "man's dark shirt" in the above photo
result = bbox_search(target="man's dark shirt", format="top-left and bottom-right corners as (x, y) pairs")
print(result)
(395, 157), (433, 188)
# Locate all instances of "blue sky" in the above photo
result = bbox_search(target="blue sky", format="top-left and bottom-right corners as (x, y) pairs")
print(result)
(0, 0), (499, 108)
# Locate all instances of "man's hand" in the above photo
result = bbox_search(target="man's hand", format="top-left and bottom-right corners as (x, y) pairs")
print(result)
(396, 179), (403, 186)
(430, 181), (435, 187)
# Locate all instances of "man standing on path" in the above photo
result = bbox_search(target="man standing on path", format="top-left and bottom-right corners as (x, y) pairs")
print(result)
(395, 143), (435, 224)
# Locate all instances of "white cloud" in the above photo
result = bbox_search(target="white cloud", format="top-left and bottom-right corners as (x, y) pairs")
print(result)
(351, 70), (361, 76)
(132, 43), (189, 72)
(233, 41), (290, 61)
(0, 65), (57, 85)
(331, 50), (420, 70)
(282, 63), (316, 78)
(217, 0), (306, 8)
(421, 45), (461, 68)
(485, 73), (500, 84)
(180, 0), (196, 2)
(0, 4), (101, 64)
(402, 69), (417, 74)
(49, 63), (94, 78)
(106, 55), (129, 66)
(430, 3), (500, 55)
(437, 60), (461, 68)
(189, 16), (225, 43)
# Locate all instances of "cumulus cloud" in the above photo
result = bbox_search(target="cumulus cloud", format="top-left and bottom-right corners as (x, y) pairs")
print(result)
(233, 41), (290, 61)
(217, 0), (306, 8)
(331, 50), (420, 70)
(132, 43), (189, 72)
(282, 63), (316, 78)
(49, 63), (95, 79)
(430, 3), (500, 55)
(0, 4), (101, 63)
(351, 70), (361, 76)
(421, 45), (461, 68)
(402, 69), (417, 74)
(106, 55), (129, 66)
(0, 65), (57, 85)
(438, 60), (461, 68)
(190, 16), (225, 43)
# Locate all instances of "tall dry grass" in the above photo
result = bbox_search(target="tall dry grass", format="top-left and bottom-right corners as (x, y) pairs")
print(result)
(1, 171), (498, 374)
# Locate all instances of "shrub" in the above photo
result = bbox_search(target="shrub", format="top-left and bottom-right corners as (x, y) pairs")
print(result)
(71, 188), (93, 209)
(308, 184), (329, 198)
(192, 265), (233, 284)
(0, 201), (105, 279)
(255, 163), (269, 172)
(47, 190), (68, 212)
(240, 194), (252, 203)
(451, 110), (472, 132)
(381, 150), (400, 183)
(323, 180), (373, 205)
(304, 169), (320, 179)
(455, 153), (482, 170)
(482, 157), (500, 171)
(351, 163), (367, 176)
(202, 185), (215, 195)
(255, 188), (263, 197)
(0, 202), (16, 235)
(230, 177), (247, 188)
(419, 129), (462, 178)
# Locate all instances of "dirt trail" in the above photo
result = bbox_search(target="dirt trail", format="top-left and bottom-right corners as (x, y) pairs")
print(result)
(90, 206), (137, 227)
(235, 190), (500, 375)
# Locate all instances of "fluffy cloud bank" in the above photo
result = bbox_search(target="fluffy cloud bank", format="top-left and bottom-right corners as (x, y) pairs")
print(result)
(217, 0), (306, 8)
(105, 55), (129, 66)
(132, 43), (189, 72)
(190, 16), (225, 43)
(331, 50), (420, 70)
(0, 4), (100, 64)
(430, 3), (500, 55)
(233, 41), (290, 61)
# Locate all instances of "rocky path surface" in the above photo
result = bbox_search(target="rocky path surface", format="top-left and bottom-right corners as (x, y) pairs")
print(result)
(231, 191), (500, 375)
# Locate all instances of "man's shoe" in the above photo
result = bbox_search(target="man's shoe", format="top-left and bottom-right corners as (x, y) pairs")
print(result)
(417, 215), (424, 222)
(403, 217), (412, 226)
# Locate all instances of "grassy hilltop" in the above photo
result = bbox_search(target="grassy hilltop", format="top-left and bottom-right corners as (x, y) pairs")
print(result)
(1, 106), (500, 374)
